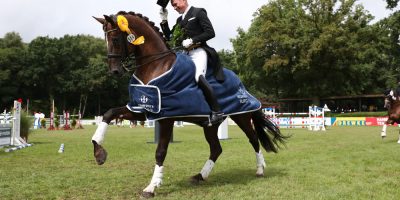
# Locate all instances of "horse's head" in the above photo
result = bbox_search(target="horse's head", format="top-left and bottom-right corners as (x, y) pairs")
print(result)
(94, 12), (171, 77)
(384, 97), (391, 110)
(384, 89), (394, 109)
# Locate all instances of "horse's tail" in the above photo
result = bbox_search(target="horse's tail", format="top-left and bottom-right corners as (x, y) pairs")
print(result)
(251, 109), (289, 153)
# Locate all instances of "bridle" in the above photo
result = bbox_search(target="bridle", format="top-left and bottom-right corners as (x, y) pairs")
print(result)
(104, 26), (181, 72)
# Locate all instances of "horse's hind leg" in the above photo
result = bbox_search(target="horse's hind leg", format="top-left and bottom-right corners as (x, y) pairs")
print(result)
(142, 119), (174, 198)
(191, 126), (222, 184)
(92, 106), (145, 165)
(230, 114), (266, 177)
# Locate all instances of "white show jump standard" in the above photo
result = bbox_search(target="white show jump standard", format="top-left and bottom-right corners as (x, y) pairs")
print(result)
(308, 106), (326, 131)
(3, 101), (33, 152)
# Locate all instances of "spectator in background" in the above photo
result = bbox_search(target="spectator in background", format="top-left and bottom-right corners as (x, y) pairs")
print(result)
(33, 112), (40, 129)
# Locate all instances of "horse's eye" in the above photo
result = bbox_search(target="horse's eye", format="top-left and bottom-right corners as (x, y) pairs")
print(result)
(112, 37), (120, 47)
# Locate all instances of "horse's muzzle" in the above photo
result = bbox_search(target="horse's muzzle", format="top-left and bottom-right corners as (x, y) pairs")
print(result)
(109, 68), (124, 77)
(111, 69), (121, 76)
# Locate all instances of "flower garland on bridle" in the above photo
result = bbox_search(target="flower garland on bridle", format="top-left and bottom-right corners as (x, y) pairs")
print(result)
(168, 24), (186, 49)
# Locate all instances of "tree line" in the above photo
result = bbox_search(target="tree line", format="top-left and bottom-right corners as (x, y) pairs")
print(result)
(1, 0), (399, 117)
(0, 33), (129, 117)
(219, 0), (400, 103)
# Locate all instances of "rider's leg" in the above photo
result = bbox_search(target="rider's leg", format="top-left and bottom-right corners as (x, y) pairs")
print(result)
(189, 48), (223, 125)
(198, 75), (223, 123)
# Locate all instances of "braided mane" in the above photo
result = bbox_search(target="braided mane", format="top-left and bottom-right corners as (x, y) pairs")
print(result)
(116, 11), (169, 47)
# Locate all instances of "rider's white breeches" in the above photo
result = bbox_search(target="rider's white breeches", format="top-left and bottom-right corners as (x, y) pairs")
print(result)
(187, 48), (207, 82)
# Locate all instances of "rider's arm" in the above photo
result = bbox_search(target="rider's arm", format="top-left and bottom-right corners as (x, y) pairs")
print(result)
(160, 20), (172, 40)
(190, 9), (215, 44)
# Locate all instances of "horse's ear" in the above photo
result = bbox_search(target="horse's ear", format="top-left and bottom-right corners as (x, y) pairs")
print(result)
(93, 16), (105, 25)
(103, 15), (116, 26)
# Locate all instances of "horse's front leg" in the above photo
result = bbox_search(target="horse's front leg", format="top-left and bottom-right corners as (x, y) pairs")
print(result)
(381, 123), (388, 138)
(91, 106), (145, 165)
(397, 127), (400, 144)
(142, 119), (174, 199)
(191, 125), (222, 184)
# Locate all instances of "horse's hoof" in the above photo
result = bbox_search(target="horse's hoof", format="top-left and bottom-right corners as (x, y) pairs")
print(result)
(256, 173), (264, 177)
(190, 173), (204, 185)
(381, 136), (386, 139)
(94, 146), (108, 165)
(140, 191), (155, 199)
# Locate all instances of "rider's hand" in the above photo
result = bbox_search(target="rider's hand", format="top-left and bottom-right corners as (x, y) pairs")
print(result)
(159, 8), (168, 21)
(182, 38), (193, 48)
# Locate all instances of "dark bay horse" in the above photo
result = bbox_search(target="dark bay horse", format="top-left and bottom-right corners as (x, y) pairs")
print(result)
(93, 11), (287, 198)
(381, 90), (400, 143)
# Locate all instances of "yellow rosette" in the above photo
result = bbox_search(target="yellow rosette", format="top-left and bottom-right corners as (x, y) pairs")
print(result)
(117, 15), (145, 45)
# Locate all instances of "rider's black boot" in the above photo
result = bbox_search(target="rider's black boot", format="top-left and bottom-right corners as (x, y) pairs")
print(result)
(198, 75), (224, 126)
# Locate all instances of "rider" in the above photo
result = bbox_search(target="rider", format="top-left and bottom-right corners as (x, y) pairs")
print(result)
(387, 76), (400, 101)
(395, 76), (400, 99)
(159, 0), (224, 126)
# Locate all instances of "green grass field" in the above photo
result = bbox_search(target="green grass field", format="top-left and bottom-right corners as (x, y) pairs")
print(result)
(1, 125), (400, 200)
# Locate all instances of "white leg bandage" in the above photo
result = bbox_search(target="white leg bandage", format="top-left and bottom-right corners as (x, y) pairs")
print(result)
(143, 165), (164, 193)
(381, 124), (387, 137)
(200, 159), (215, 180)
(256, 150), (266, 168)
(256, 150), (266, 176)
(91, 122), (108, 145)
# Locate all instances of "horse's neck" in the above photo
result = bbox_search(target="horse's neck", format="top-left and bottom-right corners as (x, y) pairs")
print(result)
(134, 50), (176, 84)
(392, 100), (400, 106)
(389, 100), (400, 112)
(127, 14), (176, 84)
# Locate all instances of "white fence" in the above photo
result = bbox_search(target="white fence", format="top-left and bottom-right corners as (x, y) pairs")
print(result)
(263, 106), (326, 131)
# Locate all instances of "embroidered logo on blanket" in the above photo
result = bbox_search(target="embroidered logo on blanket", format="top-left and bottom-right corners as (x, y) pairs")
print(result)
(237, 87), (249, 104)
(129, 84), (161, 113)
(140, 95), (149, 103)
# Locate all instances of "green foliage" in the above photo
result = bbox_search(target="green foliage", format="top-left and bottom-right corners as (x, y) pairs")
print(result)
(71, 118), (77, 128)
(0, 32), (129, 117)
(40, 118), (46, 128)
(371, 11), (400, 89)
(0, 32), (24, 48)
(386, 0), (399, 9)
(231, 0), (390, 100)
(218, 49), (238, 72)
(54, 117), (60, 128)
(168, 25), (186, 48)
(0, 32), (27, 104)
(19, 110), (32, 141)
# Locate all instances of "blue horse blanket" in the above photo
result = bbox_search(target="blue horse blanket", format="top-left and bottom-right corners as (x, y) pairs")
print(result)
(126, 53), (261, 120)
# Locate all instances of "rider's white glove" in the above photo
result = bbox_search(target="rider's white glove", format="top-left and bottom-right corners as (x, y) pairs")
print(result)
(159, 8), (168, 21)
(182, 38), (193, 48)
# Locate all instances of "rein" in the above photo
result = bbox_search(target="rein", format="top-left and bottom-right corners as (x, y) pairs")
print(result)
(120, 48), (179, 72)
(105, 27), (182, 72)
